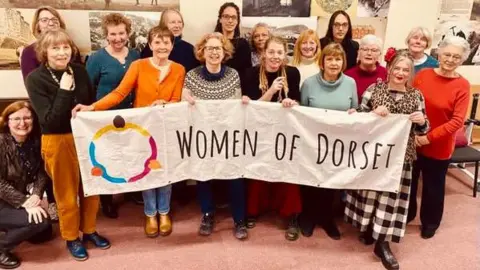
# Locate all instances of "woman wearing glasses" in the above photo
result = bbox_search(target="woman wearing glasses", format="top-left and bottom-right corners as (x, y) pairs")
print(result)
(182, 32), (248, 240)
(214, 2), (252, 81)
(409, 36), (471, 239)
(21, 6), (82, 80)
(0, 101), (53, 269)
(345, 34), (387, 100)
(320, 10), (359, 70)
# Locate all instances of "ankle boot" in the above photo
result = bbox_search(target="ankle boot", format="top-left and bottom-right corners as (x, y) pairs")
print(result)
(374, 241), (400, 270)
(359, 226), (374, 245)
(144, 215), (159, 238)
(159, 214), (172, 236)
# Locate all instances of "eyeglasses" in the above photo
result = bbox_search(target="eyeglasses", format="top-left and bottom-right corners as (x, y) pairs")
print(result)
(441, 53), (462, 62)
(9, 116), (33, 124)
(333, 23), (349, 29)
(221, 14), (238, 21)
(205, 46), (223, 53)
(38, 17), (60, 24)
(360, 47), (380, 53)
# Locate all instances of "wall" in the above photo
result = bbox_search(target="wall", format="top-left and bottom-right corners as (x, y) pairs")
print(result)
(1, 0), (479, 99)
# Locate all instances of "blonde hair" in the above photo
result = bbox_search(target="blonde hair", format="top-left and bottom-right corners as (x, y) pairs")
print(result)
(250, 23), (270, 52)
(386, 50), (415, 87)
(101, 13), (132, 37)
(194, 32), (234, 63)
(31, 6), (66, 38)
(259, 36), (289, 100)
(35, 29), (77, 63)
(319, 43), (347, 72)
(292, 29), (321, 66)
(405, 27), (433, 49)
(159, 8), (184, 29)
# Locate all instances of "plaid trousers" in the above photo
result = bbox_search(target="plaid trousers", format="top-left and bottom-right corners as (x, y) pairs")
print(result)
(344, 162), (412, 243)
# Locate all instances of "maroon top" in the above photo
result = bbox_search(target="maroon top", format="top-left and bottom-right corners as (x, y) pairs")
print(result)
(344, 63), (387, 100)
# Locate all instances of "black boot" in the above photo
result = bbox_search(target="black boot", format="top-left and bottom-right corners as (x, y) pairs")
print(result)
(321, 220), (341, 240)
(0, 251), (20, 269)
(285, 214), (300, 241)
(246, 217), (257, 229)
(374, 241), (400, 270)
(199, 213), (215, 236)
(359, 225), (374, 245)
(298, 214), (315, 237)
(100, 195), (118, 219)
(233, 221), (248, 240)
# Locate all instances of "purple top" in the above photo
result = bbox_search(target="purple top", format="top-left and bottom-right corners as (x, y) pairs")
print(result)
(20, 42), (83, 81)
(344, 63), (387, 100)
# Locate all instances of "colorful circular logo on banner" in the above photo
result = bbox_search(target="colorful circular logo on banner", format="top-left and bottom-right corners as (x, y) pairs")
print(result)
(89, 115), (161, 184)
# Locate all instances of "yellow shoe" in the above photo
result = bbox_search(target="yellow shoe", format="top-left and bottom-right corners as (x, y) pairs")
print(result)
(159, 214), (172, 236)
(145, 215), (159, 238)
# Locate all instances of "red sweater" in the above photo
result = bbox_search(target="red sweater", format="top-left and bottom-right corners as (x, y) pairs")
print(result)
(344, 63), (387, 100)
(413, 68), (470, 160)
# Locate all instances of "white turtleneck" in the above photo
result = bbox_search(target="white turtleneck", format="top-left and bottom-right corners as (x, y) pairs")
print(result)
(293, 57), (320, 89)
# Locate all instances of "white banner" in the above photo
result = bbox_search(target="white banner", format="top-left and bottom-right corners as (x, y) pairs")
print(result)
(71, 100), (411, 196)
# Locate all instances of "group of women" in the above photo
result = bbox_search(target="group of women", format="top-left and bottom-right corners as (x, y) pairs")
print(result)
(0, 3), (471, 270)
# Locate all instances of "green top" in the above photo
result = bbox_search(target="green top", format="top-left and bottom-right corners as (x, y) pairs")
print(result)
(300, 71), (358, 111)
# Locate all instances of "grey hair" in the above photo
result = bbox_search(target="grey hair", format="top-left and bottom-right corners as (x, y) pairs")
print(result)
(405, 26), (433, 49)
(438, 35), (471, 62)
(359, 34), (383, 50)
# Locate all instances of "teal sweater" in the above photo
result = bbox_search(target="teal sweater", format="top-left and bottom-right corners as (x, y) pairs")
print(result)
(86, 48), (140, 110)
(300, 72), (358, 111)
(414, 54), (438, 73)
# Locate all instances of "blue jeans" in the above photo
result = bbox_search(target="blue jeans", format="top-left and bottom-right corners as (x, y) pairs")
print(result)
(142, 185), (172, 216)
(197, 179), (245, 223)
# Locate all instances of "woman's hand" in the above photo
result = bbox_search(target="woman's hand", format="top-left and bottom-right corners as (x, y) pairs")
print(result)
(60, 72), (74, 90)
(22, 195), (41, 208)
(184, 94), (195, 105)
(415, 135), (430, 147)
(71, 104), (94, 118)
(282, 98), (297, 108)
(409, 111), (426, 126)
(347, 108), (357, 114)
(268, 77), (284, 94)
(25, 206), (47, 224)
(373, 106), (389, 117)
(242, 95), (250, 105)
(151, 99), (167, 106)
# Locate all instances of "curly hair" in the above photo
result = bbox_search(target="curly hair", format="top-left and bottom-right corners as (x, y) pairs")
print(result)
(194, 32), (234, 63)
(101, 13), (132, 37)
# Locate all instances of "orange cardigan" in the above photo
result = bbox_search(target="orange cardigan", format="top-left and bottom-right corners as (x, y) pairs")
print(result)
(93, 58), (186, 110)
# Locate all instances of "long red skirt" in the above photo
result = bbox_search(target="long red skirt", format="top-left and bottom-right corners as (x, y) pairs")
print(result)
(246, 180), (302, 218)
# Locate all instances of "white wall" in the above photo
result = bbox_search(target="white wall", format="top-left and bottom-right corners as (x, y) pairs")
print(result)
(1, 0), (479, 99)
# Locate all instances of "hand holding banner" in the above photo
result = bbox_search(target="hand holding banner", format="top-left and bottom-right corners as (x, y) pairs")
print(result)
(71, 100), (411, 196)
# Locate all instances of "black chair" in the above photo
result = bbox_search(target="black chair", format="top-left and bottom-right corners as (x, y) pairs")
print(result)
(450, 93), (480, 197)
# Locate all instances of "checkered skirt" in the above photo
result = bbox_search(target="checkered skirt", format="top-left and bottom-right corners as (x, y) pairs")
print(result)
(344, 162), (412, 243)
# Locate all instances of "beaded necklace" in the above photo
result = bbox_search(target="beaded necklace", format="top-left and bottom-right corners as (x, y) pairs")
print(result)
(45, 64), (76, 90)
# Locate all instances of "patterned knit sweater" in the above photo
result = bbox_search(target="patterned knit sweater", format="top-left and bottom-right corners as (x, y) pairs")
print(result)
(183, 65), (241, 100)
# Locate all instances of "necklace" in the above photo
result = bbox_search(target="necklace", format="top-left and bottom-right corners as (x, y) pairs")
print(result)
(45, 64), (75, 90)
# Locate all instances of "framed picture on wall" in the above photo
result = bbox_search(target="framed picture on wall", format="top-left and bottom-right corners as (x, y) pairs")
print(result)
(1, 0), (179, 12)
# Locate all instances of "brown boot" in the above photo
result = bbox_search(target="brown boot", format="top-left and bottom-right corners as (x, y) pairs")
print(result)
(159, 214), (172, 236)
(145, 215), (159, 238)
